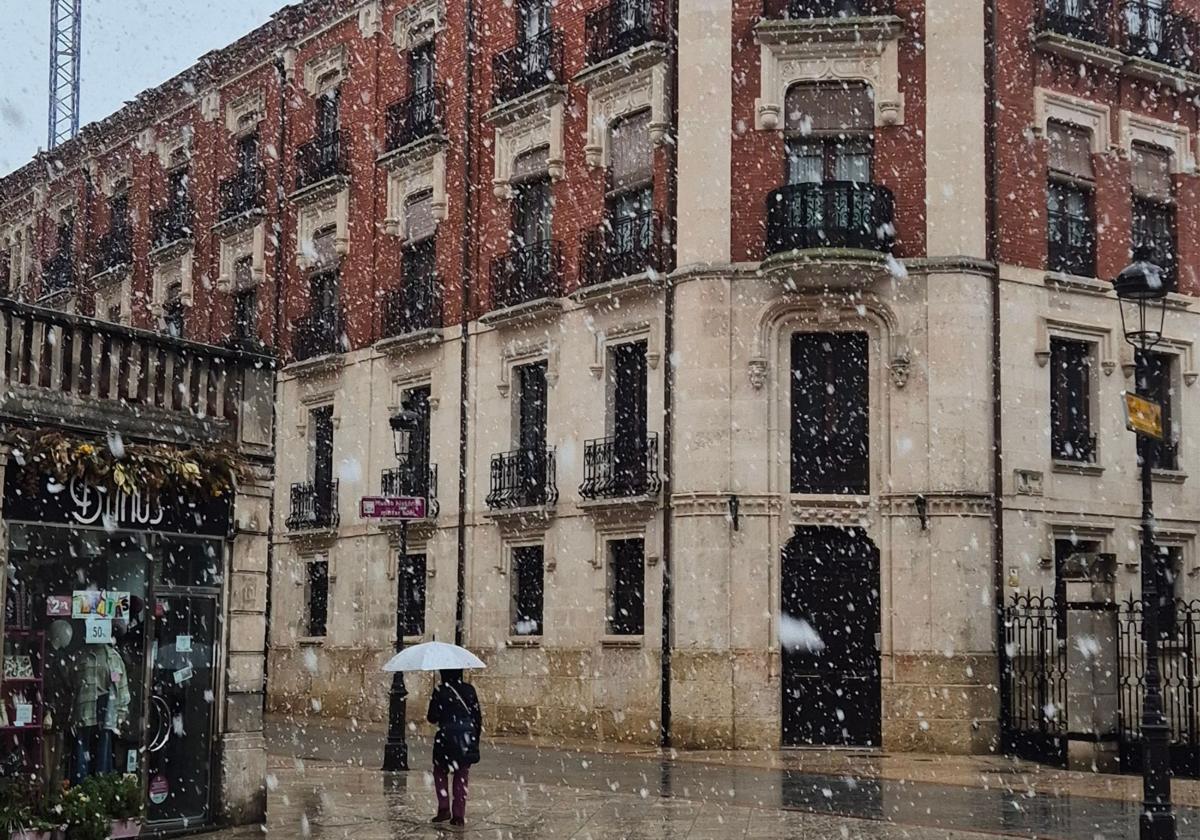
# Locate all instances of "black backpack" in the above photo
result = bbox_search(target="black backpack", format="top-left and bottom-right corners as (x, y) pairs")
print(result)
(442, 685), (480, 766)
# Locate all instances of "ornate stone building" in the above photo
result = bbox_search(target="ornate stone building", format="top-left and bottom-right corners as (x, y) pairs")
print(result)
(3, 0), (1200, 784)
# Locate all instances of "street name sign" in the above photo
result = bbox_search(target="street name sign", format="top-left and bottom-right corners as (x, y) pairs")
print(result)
(1123, 392), (1164, 440)
(360, 495), (427, 520)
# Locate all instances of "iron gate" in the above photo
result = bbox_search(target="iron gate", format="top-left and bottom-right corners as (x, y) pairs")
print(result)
(1003, 592), (1200, 777)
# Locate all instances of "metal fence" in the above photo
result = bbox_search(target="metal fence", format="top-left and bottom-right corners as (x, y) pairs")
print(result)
(1003, 591), (1200, 777)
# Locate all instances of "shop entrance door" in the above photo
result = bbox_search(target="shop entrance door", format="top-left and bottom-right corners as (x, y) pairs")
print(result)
(781, 526), (881, 747)
(146, 593), (219, 826)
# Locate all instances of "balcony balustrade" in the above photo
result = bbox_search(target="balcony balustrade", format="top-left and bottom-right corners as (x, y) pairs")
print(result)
(579, 211), (664, 288)
(580, 433), (661, 500)
(489, 241), (562, 310)
(762, 0), (895, 18)
(381, 278), (441, 338)
(218, 170), (263, 222)
(291, 307), (343, 362)
(93, 227), (132, 275)
(765, 181), (895, 255)
(381, 464), (440, 517)
(1038, 0), (1111, 44)
(1121, 0), (1199, 72)
(585, 0), (668, 66)
(487, 447), (558, 509)
(0, 296), (274, 449)
(287, 479), (339, 530)
(152, 200), (193, 250)
(386, 87), (444, 152)
(295, 131), (345, 192)
(492, 29), (563, 107)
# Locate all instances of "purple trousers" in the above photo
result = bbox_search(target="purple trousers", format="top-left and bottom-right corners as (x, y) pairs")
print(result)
(433, 763), (469, 820)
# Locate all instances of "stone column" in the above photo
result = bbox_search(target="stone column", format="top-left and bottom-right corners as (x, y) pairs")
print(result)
(218, 469), (273, 823)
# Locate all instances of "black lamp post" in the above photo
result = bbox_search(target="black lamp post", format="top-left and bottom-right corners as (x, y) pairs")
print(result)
(382, 406), (421, 773)
(1115, 246), (1174, 840)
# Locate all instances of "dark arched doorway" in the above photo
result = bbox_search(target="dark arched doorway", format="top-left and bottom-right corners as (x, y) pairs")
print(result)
(781, 525), (881, 747)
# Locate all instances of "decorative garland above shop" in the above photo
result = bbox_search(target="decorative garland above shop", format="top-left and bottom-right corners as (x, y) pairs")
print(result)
(9, 431), (243, 501)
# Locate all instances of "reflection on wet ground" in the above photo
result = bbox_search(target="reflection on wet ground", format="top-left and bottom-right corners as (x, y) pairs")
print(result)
(198, 718), (1200, 839)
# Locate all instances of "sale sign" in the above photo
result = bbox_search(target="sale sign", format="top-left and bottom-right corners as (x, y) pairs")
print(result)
(72, 590), (130, 620)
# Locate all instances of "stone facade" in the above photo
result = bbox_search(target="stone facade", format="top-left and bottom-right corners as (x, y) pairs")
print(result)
(1, 0), (1199, 767)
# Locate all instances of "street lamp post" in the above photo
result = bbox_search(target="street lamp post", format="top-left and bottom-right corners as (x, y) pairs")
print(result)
(1115, 247), (1174, 840)
(382, 406), (421, 773)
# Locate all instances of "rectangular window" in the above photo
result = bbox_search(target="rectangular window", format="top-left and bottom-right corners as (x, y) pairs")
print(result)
(512, 173), (552, 247)
(317, 88), (340, 141)
(306, 557), (329, 638)
(1050, 338), (1095, 462)
(403, 385), (432, 471)
(233, 287), (257, 341)
(609, 111), (653, 195)
(791, 331), (870, 494)
(784, 82), (874, 185)
(1136, 350), (1178, 471)
(1132, 195), (1176, 291)
(237, 132), (259, 179)
(607, 539), (645, 636)
(399, 552), (427, 637)
(409, 41), (435, 93)
(511, 545), (544, 636)
(611, 341), (648, 493)
(515, 361), (549, 505)
(1156, 545), (1183, 639)
(1046, 121), (1096, 277)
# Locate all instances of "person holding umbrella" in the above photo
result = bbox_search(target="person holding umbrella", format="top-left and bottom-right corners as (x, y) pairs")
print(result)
(381, 641), (486, 827)
(427, 668), (482, 826)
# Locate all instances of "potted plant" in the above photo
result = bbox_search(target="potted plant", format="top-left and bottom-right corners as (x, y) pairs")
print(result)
(58, 782), (107, 840)
(103, 776), (142, 839)
(0, 780), (62, 840)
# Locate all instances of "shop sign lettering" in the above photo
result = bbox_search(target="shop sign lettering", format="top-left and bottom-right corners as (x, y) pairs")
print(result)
(69, 478), (165, 527)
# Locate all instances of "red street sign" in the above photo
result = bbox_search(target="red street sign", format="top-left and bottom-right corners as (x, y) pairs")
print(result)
(360, 495), (427, 520)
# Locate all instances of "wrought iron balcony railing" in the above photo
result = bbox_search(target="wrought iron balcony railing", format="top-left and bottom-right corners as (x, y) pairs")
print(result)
(580, 432), (661, 500)
(41, 251), (74, 296)
(765, 181), (895, 254)
(1120, 0), (1198, 71)
(291, 307), (343, 362)
(0, 296), (274, 449)
(1038, 0), (1111, 44)
(579, 211), (665, 288)
(585, 0), (668, 66)
(152, 201), (194, 250)
(381, 464), (440, 517)
(381, 277), (441, 338)
(295, 131), (345, 192)
(492, 29), (564, 107)
(287, 480), (339, 530)
(487, 447), (558, 509)
(93, 227), (133, 275)
(386, 86), (444, 152)
(490, 241), (563, 310)
(762, 0), (895, 18)
(219, 170), (263, 222)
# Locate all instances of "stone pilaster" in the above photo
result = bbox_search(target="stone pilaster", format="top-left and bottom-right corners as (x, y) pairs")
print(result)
(218, 470), (272, 823)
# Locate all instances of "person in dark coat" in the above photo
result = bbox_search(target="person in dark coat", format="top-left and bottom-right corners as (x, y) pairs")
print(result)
(426, 669), (482, 826)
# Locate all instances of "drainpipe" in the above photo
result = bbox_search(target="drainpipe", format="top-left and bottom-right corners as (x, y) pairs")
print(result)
(261, 50), (290, 719)
(660, 0), (680, 751)
(455, 0), (479, 646)
(984, 0), (1009, 742)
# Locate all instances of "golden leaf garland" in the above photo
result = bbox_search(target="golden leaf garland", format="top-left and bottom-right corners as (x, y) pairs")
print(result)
(10, 430), (244, 501)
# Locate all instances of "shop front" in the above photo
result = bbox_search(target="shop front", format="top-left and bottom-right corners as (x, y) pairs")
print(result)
(1, 469), (233, 831)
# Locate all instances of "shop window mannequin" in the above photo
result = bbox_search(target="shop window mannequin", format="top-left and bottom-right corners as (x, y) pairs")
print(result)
(70, 623), (130, 784)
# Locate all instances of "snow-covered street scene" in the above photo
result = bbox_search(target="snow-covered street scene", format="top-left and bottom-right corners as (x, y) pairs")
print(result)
(1, 0), (1200, 837)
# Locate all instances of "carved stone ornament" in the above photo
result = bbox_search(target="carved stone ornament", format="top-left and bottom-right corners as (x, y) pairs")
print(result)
(748, 358), (769, 390)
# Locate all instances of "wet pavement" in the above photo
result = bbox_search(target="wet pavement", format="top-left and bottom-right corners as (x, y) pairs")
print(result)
(191, 718), (1200, 839)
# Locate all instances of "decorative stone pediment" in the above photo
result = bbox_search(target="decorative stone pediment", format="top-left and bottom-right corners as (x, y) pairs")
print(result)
(754, 17), (904, 130)
(1119, 110), (1195, 173)
(150, 248), (194, 318)
(156, 128), (193, 170)
(296, 190), (349, 268)
(394, 0), (443, 50)
(304, 45), (347, 96)
(578, 53), (669, 169)
(218, 222), (265, 291)
(226, 90), (266, 136)
(382, 148), (447, 240)
(488, 91), (566, 198)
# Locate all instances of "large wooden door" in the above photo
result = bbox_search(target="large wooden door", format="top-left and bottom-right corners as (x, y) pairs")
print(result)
(782, 526), (881, 747)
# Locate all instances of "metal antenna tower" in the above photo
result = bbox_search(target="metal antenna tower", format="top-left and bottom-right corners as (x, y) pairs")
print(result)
(47, 0), (82, 150)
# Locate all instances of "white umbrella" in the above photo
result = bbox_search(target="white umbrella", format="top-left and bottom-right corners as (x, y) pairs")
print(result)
(382, 641), (487, 672)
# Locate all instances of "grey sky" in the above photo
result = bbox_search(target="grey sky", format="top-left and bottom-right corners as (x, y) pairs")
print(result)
(0, 0), (289, 178)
